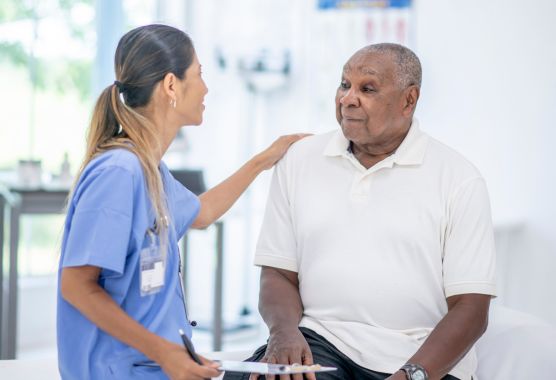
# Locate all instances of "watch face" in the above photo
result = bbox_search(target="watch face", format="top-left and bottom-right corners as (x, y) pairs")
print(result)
(412, 369), (426, 380)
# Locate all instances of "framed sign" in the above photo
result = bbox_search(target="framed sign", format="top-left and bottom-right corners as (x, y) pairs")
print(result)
(317, 0), (411, 9)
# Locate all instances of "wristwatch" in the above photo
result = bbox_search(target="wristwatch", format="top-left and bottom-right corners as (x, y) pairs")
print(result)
(400, 363), (429, 380)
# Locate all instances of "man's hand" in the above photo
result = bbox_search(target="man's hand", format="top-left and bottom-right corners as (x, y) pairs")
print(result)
(255, 267), (309, 380)
(249, 328), (315, 380)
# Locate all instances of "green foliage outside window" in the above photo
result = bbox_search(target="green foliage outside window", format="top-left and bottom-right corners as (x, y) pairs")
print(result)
(0, 0), (94, 101)
(0, 0), (94, 172)
(0, 1), (95, 275)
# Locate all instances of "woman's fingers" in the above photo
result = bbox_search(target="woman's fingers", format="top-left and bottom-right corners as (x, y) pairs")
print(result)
(259, 133), (312, 170)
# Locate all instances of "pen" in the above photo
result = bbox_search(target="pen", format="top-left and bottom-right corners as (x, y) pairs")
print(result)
(178, 328), (203, 365)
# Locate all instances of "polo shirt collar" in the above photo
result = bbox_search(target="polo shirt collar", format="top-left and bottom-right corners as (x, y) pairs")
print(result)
(323, 118), (428, 166)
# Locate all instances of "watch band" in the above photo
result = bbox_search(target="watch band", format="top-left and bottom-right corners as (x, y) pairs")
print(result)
(400, 363), (429, 380)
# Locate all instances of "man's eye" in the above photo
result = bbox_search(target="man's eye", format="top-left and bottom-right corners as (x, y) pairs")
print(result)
(363, 87), (375, 92)
(340, 82), (349, 89)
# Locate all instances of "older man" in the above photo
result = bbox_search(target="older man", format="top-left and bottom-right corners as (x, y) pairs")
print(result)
(225, 44), (496, 380)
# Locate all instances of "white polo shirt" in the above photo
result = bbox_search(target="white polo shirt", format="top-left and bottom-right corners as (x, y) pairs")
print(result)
(254, 119), (496, 380)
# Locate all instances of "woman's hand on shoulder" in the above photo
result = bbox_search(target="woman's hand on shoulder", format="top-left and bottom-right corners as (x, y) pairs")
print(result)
(159, 342), (221, 380)
(257, 133), (312, 170)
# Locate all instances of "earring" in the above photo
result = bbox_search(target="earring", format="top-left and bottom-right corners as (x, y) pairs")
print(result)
(170, 99), (176, 108)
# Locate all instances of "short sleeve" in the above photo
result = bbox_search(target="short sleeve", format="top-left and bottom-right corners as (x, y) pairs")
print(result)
(168, 175), (200, 239)
(254, 159), (298, 272)
(62, 166), (135, 275)
(443, 177), (497, 298)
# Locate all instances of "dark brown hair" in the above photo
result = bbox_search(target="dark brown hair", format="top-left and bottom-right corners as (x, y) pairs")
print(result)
(76, 24), (195, 236)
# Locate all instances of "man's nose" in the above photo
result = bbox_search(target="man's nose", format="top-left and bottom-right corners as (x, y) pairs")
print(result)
(340, 88), (359, 107)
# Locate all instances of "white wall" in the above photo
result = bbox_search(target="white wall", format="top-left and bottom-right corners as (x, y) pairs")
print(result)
(414, 0), (556, 323)
(172, 0), (556, 326)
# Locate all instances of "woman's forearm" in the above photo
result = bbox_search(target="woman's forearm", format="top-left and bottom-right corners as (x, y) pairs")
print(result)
(192, 154), (265, 228)
(60, 266), (170, 364)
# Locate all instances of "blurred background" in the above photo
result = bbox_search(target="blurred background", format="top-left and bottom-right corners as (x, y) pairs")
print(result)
(0, 0), (555, 361)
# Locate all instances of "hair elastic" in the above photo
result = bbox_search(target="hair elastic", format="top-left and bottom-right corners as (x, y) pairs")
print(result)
(114, 80), (124, 92)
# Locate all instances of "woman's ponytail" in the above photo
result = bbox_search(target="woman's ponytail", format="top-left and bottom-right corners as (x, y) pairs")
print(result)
(71, 24), (195, 251)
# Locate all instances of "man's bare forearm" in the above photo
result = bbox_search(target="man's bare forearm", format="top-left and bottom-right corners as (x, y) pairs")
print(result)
(259, 266), (303, 333)
(256, 266), (316, 379)
(399, 294), (490, 380)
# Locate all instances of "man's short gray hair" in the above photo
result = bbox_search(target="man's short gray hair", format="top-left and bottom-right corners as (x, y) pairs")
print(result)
(362, 43), (422, 89)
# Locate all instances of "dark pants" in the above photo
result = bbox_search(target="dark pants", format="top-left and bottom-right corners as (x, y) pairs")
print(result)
(223, 327), (460, 380)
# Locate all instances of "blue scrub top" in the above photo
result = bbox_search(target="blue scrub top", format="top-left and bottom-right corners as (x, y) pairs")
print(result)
(57, 149), (200, 380)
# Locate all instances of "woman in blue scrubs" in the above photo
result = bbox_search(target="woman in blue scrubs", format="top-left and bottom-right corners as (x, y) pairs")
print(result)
(57, 24), (306, 380)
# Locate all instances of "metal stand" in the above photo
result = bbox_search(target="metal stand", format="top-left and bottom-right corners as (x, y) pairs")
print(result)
(0, 186), (21, 359)
(0, 188), (65, 359)
(181, 221), (225, 351)
(213, 221), (224, 351)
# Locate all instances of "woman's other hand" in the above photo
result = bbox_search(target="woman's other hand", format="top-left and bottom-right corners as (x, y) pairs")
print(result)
(159, 343), (221, 380)
(257, 134), (312, 170)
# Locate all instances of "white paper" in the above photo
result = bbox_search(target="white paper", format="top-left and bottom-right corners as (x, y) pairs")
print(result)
(217, 360), (336, 375)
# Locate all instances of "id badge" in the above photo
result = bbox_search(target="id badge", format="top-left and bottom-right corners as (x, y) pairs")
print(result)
(140, 229), (165, 296)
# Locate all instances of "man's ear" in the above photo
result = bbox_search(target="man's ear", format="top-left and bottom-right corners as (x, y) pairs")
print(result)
(161, 72), (177, 101)
(402, 85), (420, 117)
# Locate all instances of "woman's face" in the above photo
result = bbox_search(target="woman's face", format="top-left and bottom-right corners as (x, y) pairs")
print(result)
(176, 54), (208, 126)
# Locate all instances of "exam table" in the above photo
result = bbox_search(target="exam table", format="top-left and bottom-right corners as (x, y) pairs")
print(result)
(1, 305), (555, 379)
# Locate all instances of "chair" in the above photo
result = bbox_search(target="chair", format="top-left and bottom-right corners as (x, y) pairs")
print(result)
(170, 169), (206, 195)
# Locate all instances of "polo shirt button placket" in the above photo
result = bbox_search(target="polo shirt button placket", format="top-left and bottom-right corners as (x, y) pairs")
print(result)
(350, 173), (370, 199)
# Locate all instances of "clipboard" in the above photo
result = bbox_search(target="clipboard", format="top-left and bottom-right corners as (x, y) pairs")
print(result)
(216, 360), (337, 375)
